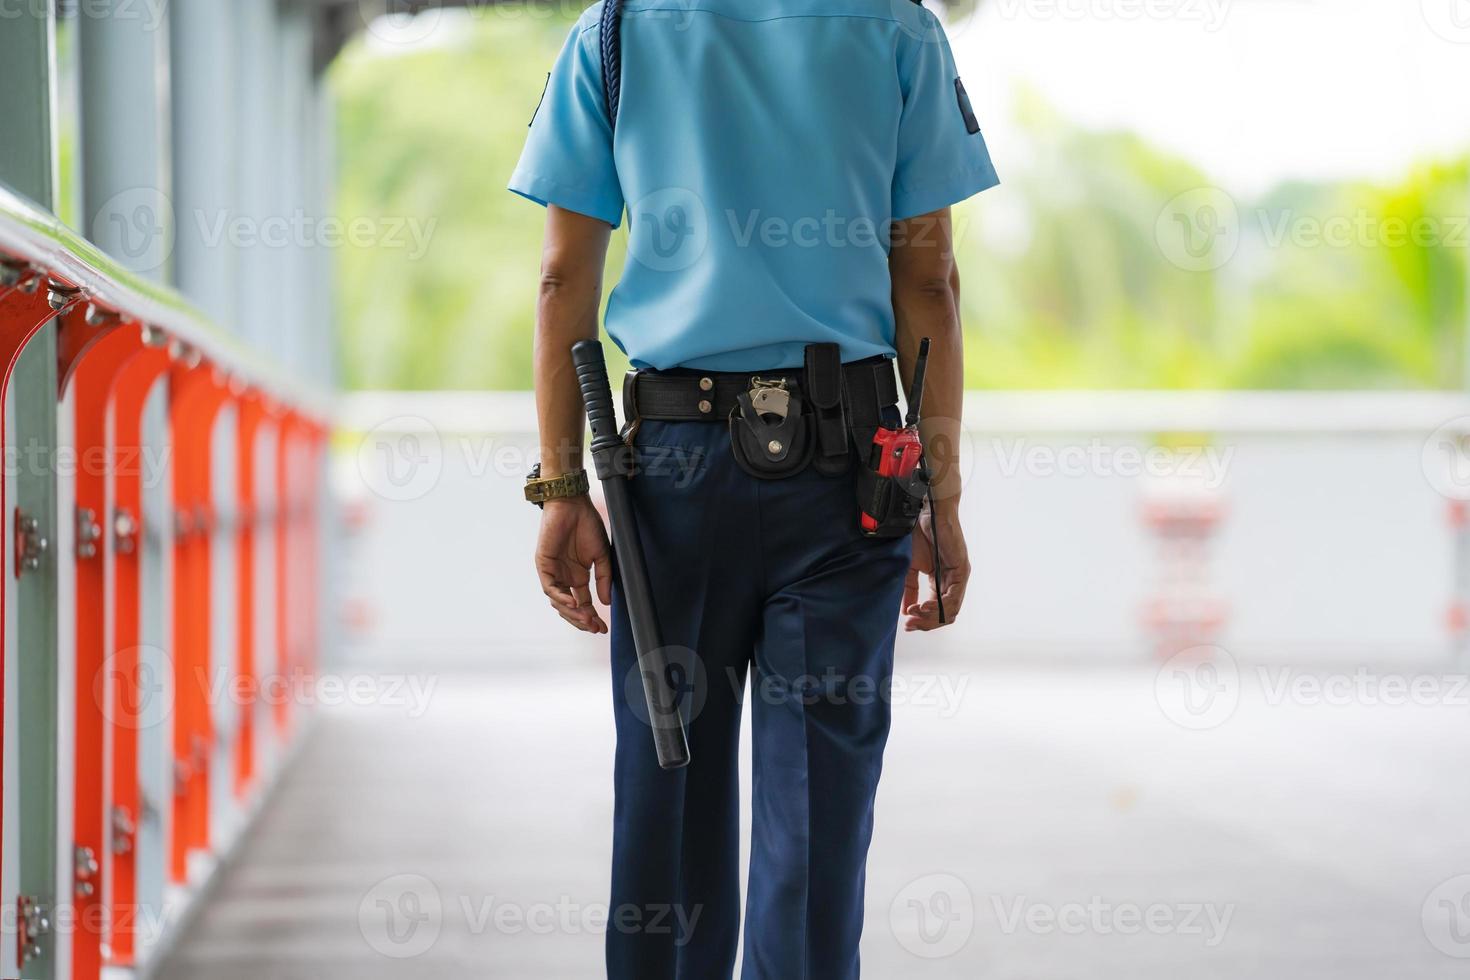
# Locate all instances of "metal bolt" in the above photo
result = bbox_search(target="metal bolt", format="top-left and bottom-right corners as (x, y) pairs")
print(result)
(698, 399), (712, 414)
(699, 377), (713, 391)
(18, 894), (50, 967)
(84, 303), (119, 327)
(115, 508), (139, 555)
(16, 510), (48, 575)
(75, 843), (100, 898)
(76, 844), (100, 877)
(47, 279), (81, 311)
(113, 806), (137, 854)
(768, 440), (783, 454)
(77, 507), (102, 559)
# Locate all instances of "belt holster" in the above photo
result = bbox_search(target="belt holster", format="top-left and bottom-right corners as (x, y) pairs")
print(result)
(804, 343), (852, 477)
(855, 459), (929, 538)
(729, 382), (812, 479)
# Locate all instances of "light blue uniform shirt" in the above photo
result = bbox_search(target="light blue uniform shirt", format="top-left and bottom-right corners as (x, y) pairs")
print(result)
(509, 0), (999, 371)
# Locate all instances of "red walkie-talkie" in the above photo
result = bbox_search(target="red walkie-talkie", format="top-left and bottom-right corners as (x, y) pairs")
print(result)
(862, 338), (930, 534)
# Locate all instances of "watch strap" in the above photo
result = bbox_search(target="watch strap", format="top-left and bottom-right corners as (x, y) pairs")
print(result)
(525, 468), (590, 506)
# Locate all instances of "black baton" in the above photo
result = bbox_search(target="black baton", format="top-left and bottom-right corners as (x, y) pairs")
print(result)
(572, 340), (692, 770)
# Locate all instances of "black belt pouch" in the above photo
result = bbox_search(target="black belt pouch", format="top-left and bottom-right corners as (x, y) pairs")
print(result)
(855, 461), (928, 538)
(804, 343), (851, 477)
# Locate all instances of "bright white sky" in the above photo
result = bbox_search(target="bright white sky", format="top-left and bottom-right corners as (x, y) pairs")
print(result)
(950, 0), (1470, 194)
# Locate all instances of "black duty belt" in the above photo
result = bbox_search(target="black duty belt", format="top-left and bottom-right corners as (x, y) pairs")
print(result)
(623, 355), (899, 429)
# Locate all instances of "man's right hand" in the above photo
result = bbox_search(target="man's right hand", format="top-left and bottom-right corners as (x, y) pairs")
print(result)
(535, 495), (614, 633)
(903, 500), (969, 631)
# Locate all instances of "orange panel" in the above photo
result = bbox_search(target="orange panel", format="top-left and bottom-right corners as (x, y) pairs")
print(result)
(273, 412), (300, 739)
(234, 396), (266, 799)
(104, 345), (170, 967)
(167, 365), (229, 883)
(67, 319), (145, 980)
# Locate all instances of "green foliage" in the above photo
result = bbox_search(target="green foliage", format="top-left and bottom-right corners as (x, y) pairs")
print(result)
(332, 7), (633, 390)
(330, 7), (1468, 391)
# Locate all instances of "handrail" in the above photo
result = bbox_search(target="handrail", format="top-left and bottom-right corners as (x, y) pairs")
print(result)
(0, 181), (332, 416)
(0, 178), (332, 980)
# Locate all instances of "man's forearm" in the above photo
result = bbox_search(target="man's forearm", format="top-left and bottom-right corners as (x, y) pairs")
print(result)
(533, 273), (601, 476)
(533, 207), (613, 477)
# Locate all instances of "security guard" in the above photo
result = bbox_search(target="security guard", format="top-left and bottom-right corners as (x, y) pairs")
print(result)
(511, 0), (997, 976)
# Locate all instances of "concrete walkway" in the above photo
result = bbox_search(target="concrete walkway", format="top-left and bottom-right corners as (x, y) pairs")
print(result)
(155, 662), (1470, 979)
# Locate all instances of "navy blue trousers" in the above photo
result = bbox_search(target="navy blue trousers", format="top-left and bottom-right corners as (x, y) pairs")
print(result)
(607, 420), (911, 980)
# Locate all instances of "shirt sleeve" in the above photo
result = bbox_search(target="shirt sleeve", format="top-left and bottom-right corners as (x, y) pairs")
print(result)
(508, 15), (624, 227)
(892, 17), (1000, 221)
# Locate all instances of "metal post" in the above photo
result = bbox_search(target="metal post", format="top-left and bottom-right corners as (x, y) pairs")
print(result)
(0, 5), (60, 979)
(169, 0), (240, 328)
(78, 0), (174, 282)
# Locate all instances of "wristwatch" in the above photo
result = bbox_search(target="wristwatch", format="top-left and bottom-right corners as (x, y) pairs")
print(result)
(524, 463), (590, 507)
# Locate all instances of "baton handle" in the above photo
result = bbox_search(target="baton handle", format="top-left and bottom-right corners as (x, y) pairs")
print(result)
(571, 340), (692, 770)
(573, 340), (625, 468)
